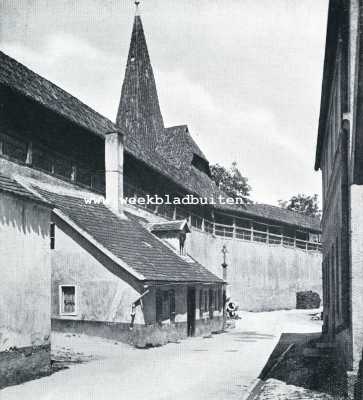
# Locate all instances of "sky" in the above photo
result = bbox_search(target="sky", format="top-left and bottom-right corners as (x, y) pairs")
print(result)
(0, 0), (329, 205)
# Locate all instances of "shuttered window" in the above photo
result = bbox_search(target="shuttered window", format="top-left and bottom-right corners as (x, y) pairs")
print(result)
(156, 289), (176, 323)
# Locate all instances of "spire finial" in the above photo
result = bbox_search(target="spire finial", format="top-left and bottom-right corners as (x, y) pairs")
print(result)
(135, 1), (140, 16)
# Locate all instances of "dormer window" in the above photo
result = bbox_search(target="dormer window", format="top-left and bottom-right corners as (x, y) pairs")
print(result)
(191, 153), (211, 176)
(150, 220), (191, 255)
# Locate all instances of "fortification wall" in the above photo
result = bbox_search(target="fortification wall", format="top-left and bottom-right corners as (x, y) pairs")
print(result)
(187, 229), (322, 311)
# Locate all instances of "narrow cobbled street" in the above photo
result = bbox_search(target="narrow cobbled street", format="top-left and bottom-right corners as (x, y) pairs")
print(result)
(1, 310), (321, 400)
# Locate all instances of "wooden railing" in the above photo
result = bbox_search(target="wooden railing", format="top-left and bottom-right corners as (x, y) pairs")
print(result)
(124, 182), (322, 252)
(211, 222), (321, 251)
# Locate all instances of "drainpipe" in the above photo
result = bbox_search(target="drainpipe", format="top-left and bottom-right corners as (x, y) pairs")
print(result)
(221, 244), (228, 329)
(129, 288), (150, 330)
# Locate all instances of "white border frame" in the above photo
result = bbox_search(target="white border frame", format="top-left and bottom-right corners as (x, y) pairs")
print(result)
(59, 284), (78, 316)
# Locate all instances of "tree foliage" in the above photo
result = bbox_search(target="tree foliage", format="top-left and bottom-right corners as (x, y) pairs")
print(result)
(278, 194), (321, 218)
(210, 162), (252, 204)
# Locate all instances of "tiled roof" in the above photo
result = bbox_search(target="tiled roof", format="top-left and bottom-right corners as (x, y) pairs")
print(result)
(0, 51), (118, 137)
(33, 187), (222, 283)
(0, 46), (321, 232)
(0, 174), (51, 205)
(150, 220), (190, 233)
(237, 203), (321, 232)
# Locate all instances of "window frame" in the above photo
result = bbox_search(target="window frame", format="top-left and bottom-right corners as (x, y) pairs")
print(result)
(59, 284), (78, 316)
(50, 223), (55, 250)
(156, 289), (176, 323)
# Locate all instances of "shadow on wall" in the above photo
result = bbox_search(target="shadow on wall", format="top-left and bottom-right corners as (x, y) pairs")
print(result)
(259, 332), (347, 397)
(0, 194), (49, 238)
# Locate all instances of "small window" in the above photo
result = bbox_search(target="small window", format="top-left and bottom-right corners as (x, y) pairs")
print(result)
(59, 285), (77, 316)
(50, 223), (55, 250)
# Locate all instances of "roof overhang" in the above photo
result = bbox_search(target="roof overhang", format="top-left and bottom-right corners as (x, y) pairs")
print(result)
(149, 219), (191, 234)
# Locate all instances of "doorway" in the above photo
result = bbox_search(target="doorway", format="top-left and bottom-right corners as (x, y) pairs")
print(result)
(187, 287), (196, 337)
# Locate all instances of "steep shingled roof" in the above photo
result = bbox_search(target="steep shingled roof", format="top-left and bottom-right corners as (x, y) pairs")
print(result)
(159, 125), (208, 170)
(33, 187), (222, 283)
(116, 15), (164, 154)
(0, 51), (117, 137)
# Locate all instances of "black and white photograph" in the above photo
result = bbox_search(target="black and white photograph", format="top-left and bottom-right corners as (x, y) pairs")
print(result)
(0, 0), (361, 399)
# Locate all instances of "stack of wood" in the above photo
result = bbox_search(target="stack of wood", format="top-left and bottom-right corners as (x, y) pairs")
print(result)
(296, 291), (321, 309)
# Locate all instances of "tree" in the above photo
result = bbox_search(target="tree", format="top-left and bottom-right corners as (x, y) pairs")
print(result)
(210, 162), (252, 204)
(278, 194), (321, 218)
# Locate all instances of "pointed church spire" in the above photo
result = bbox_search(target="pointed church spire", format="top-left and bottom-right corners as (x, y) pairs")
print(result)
(116, 7), (164, 152)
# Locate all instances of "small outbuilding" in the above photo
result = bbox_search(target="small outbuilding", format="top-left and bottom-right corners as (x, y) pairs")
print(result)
(30, 185), (224, 348)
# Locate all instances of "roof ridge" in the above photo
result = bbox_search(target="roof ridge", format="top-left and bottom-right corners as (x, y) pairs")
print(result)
(165, 124), (188, 131)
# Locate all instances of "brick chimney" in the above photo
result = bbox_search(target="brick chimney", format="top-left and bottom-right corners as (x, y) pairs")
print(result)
(105, 130), (124, 215)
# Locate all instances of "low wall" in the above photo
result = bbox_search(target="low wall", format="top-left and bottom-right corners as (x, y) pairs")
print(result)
(187, 229), (322, 311)
(0, 344), (51, 389)
(52, 316), (224, 348)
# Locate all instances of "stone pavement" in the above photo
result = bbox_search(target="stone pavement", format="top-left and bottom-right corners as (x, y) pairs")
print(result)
(1, 310), (322, 400)
(254, 378), (343, 400)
